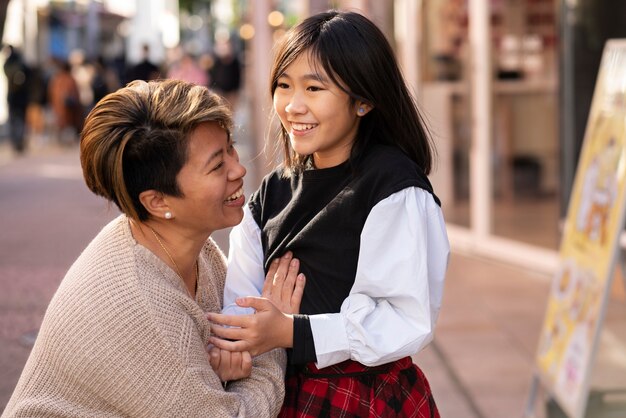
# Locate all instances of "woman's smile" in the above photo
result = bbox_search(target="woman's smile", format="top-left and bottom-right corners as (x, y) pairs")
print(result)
(224, 186), (245, 207)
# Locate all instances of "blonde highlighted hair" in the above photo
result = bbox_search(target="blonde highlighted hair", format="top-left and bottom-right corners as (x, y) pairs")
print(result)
(80, 79), (232, 220)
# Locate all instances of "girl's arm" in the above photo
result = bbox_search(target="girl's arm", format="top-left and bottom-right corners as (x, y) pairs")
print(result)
(209, 254), (303, 378)
(223, 206), (266, 314)
(210, 212), (302, 356)
(306, 187), (449, 367)
(222, 205), (305, 314)
(211, 188), (449, 368)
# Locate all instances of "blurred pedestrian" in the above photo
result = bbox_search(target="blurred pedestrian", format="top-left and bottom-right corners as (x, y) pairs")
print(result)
(47, 59), (82, 145)
(3, 45), (32, 153)
(208, 10), (449, 418)
(125, 43), (161, 83)
(209, 39), (241, 108)
(69, 49), (94, 115)
(167, 52), (208, 87)
(90, 56), (120, 109)
(25, 64), (49, 146)
(3, 79), (291, 417)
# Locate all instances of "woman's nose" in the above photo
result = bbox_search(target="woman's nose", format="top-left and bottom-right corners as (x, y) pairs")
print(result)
(228, 150), (246, 180)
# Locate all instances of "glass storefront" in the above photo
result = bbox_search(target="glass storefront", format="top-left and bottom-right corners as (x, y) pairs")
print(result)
(420, 0), (561, 252)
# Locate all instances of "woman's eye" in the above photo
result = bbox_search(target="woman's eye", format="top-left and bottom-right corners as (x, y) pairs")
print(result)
(307, 86), (323, 92)
(277, 82), (289, 89)
(211, 161), (225, 172)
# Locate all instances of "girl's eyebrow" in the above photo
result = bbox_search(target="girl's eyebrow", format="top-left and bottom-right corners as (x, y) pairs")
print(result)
(279, 71), (328, 83)
(303, 73), (328, 82)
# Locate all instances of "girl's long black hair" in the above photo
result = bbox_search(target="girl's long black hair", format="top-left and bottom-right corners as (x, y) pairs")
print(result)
(270, 10), (434, 174)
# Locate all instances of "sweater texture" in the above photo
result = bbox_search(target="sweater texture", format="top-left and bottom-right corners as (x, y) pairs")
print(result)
(3, 215), (286, 418)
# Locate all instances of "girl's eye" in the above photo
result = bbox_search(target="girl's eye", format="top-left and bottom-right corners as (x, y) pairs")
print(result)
(277, 82), (289, 89)
(307, 85), (323, 92)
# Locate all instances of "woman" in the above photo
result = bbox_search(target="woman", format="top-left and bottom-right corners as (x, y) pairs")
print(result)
(3, 79), (294, 417)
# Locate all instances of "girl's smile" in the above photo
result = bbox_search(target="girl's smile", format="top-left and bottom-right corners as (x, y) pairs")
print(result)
(273, 51), (369, 169)
(290, 122), (319, 135)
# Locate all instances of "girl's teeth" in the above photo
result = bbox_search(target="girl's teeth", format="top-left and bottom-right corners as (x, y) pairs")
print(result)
(292, 123), (316, 131)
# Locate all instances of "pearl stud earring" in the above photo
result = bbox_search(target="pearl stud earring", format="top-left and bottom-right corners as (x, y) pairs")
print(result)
(165, 212), (172, 219)
(358, 107), (365, 115)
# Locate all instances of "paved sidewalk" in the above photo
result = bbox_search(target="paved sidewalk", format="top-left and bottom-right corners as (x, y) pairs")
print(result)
(417, 252), (626, 418)
(414, 253), (550, 418)
(0, 136), (73, 167)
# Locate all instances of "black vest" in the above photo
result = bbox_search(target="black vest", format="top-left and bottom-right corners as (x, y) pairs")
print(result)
(249, 144), (439, 315)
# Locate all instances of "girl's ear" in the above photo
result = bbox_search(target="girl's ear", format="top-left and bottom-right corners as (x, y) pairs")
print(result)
(356, 102), (373, 117)
(138, 190), (172, 220)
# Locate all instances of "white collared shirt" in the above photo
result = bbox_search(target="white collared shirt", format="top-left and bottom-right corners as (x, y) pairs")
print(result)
(224, 186), (450, 368)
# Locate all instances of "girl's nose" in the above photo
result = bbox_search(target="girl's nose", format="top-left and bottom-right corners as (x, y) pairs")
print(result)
(285, 93), (306, 115)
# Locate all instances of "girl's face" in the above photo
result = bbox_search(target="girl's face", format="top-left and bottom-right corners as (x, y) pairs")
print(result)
(166, 122), (246, 236)
(273, 52), (365, 169)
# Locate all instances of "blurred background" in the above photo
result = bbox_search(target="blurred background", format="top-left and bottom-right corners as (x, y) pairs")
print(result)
(2, 1), (626, 417)
(3, 0), (626, 267)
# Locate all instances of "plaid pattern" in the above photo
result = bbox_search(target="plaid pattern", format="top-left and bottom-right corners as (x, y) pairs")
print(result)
(278, 357), (440, 418)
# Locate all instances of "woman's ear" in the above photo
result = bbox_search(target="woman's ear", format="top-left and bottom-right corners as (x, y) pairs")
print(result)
(138, 190), (173, 220)
(356, 102), (373, 117)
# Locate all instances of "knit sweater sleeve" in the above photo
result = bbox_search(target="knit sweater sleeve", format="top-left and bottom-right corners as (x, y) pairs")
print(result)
(138, 275), (286, 417)
(203, 238), (288, 416)
(145, 304), (286, 417)
(4, 217), (286, 418)
(225, 349), (287, 414)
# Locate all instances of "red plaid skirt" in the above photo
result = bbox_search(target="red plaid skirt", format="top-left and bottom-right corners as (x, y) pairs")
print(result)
(278, 356), (440, 418)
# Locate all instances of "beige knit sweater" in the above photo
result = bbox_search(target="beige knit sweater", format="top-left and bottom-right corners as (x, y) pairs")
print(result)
(3, 215), (286, 417)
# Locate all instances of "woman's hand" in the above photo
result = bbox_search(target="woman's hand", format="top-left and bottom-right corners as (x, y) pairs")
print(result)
(208, 297), (293, 356)
(208, 346), (252, 382)
(263, 252), (305, 314)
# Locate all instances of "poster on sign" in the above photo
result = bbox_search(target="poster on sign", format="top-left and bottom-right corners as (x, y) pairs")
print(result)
(531, 39), (626, 418)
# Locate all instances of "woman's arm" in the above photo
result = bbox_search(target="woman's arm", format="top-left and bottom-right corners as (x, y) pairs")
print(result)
(25, 283), (286, 417)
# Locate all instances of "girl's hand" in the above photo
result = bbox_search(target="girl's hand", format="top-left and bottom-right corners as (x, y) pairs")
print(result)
(263, 252), (306, 314)
(208, 297), (293, 356)
(208, 345), (252, 381)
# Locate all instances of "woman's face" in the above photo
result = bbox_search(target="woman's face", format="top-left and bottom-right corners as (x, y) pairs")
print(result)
(273, 51), (362, 168)
(166, 122), (246, 236)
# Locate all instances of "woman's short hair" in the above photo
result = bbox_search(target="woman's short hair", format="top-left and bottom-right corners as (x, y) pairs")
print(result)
(80, 79), (233, 221)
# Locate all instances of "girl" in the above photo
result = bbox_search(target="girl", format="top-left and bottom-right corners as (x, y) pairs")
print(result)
(208, 10), (450, 417)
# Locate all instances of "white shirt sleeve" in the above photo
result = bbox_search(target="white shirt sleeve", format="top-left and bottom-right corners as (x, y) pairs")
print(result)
(309, 187), (449, 368)
(223, 205), (265, 315)
(223, 188), (450, 369)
